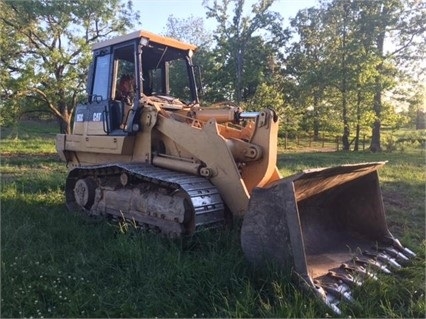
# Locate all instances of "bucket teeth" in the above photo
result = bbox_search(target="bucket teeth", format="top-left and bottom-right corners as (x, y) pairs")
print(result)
(339, 263), (378, 280)
(353, 256), (392, 274)
(322, 282), (354, 303)
(313, 243), (415, 315)
(378, 246), (410, 263)
(327, 270), (362, 287)
(391, 238), (417, 258)
(313, 283), (343, 315)
(363, 250), (402, 269)
(398, 246), (416, 259)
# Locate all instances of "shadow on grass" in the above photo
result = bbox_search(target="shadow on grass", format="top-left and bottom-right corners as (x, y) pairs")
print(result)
(1, 153), (62, 166)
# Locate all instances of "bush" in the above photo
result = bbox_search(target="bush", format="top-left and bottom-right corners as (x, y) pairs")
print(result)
(382, 133), (398, 152)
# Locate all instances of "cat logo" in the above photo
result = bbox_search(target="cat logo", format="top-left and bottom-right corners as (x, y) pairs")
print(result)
(93, 112), (102, 122)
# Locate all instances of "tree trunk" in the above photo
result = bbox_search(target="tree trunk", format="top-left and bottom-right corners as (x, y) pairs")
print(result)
(416, 110), (425, 130)
(354, 85), (362, 151)
(58, 115), (71, 134)
(341, 3), (350, 151)
(58, 103), (71, 134)
(313, 93), (320, 140)
(342, 83), (350, 151)
(313, 119), (320, 141)
(370, 118), (381, 152)
(341, 116), (350, 151)
(370, 67), (383, 153)
(354, 124), (360, 151)
(342, 124), (350, 151)
(369, 8), (386, 153)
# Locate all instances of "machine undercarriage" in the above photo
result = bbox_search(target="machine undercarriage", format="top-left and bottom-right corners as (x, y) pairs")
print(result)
(66, 163), (225, 236)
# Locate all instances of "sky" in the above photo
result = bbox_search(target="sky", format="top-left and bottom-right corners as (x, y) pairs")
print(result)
(131, 0), (317, 35)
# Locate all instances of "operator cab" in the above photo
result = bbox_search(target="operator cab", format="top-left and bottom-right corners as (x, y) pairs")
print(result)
(73, 30), (198, 136)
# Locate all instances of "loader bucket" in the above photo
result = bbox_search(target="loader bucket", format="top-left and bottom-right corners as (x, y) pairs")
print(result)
(241, 162), (416, 314)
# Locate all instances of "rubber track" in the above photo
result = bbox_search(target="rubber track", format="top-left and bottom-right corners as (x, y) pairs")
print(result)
(66, 162), (225, 232)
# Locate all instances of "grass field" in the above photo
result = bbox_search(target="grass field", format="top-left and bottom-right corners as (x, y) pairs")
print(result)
(1, 121), (425, 318)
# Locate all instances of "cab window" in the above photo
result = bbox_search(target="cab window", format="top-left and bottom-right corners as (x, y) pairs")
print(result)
(113, 44), (136, 101)
(92, 54), (110, 100)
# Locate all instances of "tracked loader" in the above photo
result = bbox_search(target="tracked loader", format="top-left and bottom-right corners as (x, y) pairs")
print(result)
(56, 30), (416, 314)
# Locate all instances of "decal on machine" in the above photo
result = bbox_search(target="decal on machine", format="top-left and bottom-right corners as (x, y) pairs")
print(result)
(93, 112), (102, 122)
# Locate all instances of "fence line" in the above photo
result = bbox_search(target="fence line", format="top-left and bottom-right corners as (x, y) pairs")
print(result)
(279, 133), (369, 151)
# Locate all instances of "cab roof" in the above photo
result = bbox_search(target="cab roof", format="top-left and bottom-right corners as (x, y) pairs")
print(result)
(92, 30), (197, 52)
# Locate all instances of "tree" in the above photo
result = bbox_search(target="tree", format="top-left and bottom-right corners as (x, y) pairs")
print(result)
(285, 7), (337, 140)
(286, 0), (425, 151)
(0, 0), (139, 133)
(313, 0), (352, 150)
(163, 15), (216, 103)
(317, 0), (381, 151)
(352, 0), (426, 152)
(392, 82), (425, 129)
(165, 15), (213, 49)
(203, 0), (287, 103)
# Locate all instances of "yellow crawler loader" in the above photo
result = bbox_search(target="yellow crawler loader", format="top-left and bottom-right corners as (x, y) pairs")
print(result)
(56, 30), (416, 314)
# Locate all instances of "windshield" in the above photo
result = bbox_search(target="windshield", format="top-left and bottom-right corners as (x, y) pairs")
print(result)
(141, 44), (196, 104)
(143, 59), (192, 103)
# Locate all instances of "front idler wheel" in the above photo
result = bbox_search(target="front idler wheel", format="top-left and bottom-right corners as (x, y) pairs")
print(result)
(73, 177), (97, 210)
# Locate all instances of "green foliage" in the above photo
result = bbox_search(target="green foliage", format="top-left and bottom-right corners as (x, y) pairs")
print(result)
(164, 15), (215, 104)
(0, 0), (139, 133)
(398, 83), (426, 128)
(166, 15), (213, 49)
(202, 0), (287, 103)
(382, 133), (398, 152)
(0, 99), (20, 127)
(2, 0), (423, 149)
(392, 129), (426, 152)
(284, 0), (425, 150)
(246, 82), (285, 111)
(382, 101), (411, 129)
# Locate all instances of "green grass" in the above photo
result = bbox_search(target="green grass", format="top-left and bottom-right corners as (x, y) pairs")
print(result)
(1, 122), (425, 318)
(0, 120), (58, 156)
